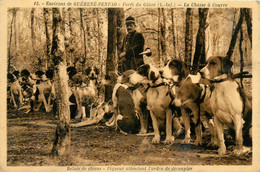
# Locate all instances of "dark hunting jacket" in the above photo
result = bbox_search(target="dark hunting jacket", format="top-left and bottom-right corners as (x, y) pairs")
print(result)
(121, 31), (145, 71)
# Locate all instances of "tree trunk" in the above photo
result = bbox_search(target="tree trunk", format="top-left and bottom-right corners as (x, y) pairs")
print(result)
(96, 8), (104, 77)
(232, 9), (238, 32)
(79, 8), (87, 70)
(157, 8), (161, 64)
(96, 8), (101, 66)
(67, 8), (75, 65)
(8, 9), (16, 73)
(244, 8), (252, 46)
(51, 8), (71, 156)
(160, 8), (168, 63)
(43, 8), (51, 69)
(226, 9), (244, 60)
(62, 8), (71, 65)
(96, 9), (100, 62)
(116, 8), (126, 73)
(184, 8), (193, 65)
(171, 9), (176, 58)
(105, 8), (118, 102)
(239, 24), (244, 88)
(14, 9), (17, 53)
(31, 8), (36, 60)
(193, 8), (208, 71)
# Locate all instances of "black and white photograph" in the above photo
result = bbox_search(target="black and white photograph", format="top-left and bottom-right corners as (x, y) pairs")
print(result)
(1, 0), (260, 171)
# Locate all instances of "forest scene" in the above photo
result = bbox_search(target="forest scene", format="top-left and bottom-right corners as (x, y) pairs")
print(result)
(7, 7), (252, 166)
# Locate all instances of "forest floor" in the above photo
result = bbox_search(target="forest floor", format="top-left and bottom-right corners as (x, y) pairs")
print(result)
(6, 78), (252, 167)
(7, 110), (252, 166)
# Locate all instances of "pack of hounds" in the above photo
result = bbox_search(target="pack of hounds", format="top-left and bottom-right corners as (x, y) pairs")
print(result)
(8, 55), (252, 156)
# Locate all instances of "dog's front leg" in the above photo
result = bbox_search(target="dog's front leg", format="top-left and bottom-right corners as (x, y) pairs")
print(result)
(34, 95), (43, 112)
(75, 93), (82, 119)
(181, 107), (191, 144)
(150, 110), (160, 144)
(194, 122), (202, 146)
(207, 119), (218, 147)
(11, 91), (17, 109)
(137, 107), (148, 134)
(113, 107), (118, 130)
(189, 103), (202, 146)
(78, 99), (83, 119)
(18, 89), (23, 107)
(214, 115), (226, 155)
(164, 108), (175, 144)
(233, 114), (244, 155)
(47, 91), (53, 111)
(40, 92), (51, 112)
(206, 118), (218, 147)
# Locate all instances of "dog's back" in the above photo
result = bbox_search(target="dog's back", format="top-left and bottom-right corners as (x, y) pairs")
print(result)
(116, 86), (140, 134)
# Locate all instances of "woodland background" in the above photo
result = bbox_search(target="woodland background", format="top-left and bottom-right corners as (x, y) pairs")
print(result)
(7, 8), (252, 75)
(6, 7), (253, 158)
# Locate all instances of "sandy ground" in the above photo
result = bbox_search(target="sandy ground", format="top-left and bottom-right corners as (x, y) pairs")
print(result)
(7, 109), (252, 166)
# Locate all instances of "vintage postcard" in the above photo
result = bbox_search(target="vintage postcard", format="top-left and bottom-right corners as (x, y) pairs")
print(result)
(0, 0), (260, 171)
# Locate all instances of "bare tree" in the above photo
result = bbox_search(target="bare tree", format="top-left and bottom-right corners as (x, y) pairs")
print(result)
(193, 8), (209, 71)
(14, 9), (17, 52)
(117, 8), (126, 73)
(244, 8), (252, 46)
(226, 9), (244, 60)
(171, 9), (177, 58)
(51, 8), (71, 156)
(80, 8), (87, 71)
(31, 8), (36, 58)
(105, 8), (118, 102)
(184, 8), (193, 65)
(239, 23), (244, 88)
(157, 8), (161, 63)
(43, 8), (51, 69)
(95, 8), (105, 77)
(160, 8), (167, 63)
(67, 8), (76, 65)
(8, 8), (16, 73)
(96, 8), (101, 64)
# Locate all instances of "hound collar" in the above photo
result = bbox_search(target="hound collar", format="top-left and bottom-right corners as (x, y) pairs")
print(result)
(149, 82), (168, 88)
(128, 83), (147, 92)
(210, 74), (229, 83)
(29, 76), (37, 81)
(146, 80), (175, 96)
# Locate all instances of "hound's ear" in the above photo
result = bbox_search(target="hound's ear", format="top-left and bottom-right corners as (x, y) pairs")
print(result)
(46, 69), (54, 80)
(181, 62), (190, 79)
(21, 69), (31, 78)
(35, 70), (45, 78)
(85, 67), (91, 75)
(150, 71), (159, 82)
(227, 58), (233, 69)
(12, 70), (20, 78)
(222, 57), (233, 73)
(137, 64), (150, 78)
(8, 73), (14, 81)
(94, 67), (99, 75)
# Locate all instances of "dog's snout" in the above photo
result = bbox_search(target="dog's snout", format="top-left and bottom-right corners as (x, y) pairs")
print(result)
(199, 68), (206, 78)
(159, 70), (165, 79)
(199, 70), (203, 76)
(150, 71), (159, 82)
